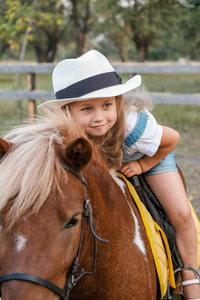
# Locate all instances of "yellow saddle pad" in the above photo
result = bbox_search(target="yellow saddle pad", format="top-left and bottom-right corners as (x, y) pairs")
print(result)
(117, 173), (200, 300)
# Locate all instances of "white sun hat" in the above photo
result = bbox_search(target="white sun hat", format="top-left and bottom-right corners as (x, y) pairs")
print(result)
(37, 50), (142, 115)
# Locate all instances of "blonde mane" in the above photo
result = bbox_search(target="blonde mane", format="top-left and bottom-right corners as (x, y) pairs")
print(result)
(0, 107), (86, 226)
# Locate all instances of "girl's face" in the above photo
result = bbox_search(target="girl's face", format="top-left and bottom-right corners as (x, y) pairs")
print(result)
(69, 97), (117, 137)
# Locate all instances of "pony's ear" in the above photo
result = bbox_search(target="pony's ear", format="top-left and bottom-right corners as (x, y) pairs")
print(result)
(0, 138), (13, 159)
(60, 137), (92, 171)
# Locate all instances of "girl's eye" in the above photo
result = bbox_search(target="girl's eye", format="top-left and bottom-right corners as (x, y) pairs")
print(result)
(82, 107), (92, 111)
(104, 103), (111, 108)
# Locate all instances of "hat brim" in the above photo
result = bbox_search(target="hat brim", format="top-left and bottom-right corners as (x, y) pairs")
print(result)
(37, 75), (141, 115)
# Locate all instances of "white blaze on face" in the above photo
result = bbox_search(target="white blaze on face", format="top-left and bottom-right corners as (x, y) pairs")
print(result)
(15, 234), (27, 253)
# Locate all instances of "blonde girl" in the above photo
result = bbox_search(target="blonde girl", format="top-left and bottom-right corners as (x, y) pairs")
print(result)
(38, 50), (200, 300)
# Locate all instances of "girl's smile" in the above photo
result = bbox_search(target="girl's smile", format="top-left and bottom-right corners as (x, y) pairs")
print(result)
(69, 97), (117, 137)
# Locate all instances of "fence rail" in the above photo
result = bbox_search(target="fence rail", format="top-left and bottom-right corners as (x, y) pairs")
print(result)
(1, 61), (200, 73)
(0, 62), (200, 118)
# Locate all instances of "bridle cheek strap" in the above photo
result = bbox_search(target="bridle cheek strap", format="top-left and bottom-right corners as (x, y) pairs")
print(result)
(62, 164), (108, 299)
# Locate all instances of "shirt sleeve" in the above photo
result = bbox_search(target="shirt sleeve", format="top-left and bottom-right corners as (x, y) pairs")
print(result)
(125, 110), (163, 157)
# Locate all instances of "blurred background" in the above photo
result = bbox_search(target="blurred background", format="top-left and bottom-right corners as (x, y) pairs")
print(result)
(1, 0), (200, 62)
(0, 0), (199, 216)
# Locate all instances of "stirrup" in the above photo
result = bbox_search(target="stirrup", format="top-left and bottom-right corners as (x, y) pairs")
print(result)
(174, 265), (200, 300)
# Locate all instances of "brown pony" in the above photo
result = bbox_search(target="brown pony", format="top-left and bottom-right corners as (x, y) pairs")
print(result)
(0, 110), (157, 299)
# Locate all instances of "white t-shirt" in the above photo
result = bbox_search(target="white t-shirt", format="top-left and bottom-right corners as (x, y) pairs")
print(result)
(125, 110), (163, 157)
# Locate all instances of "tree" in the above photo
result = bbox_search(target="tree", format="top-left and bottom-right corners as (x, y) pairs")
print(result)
(122, 0), (185, 62)
(67, 0), (94, 56)
(0, 0), (10, 58)
(0, 0), (32, 59)
(31, 1), (70, 62)
(0, 0), (70, 62)
(93, 0), (186, 62)
(0, 0), (96, 60)
(176, 0), (200, 59)
(1, 0), (198, 61)
(93, 0), (131, 61)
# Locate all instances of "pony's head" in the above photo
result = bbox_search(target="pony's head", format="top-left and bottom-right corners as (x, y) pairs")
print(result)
(0, 108), (93, 227)
(0, 109), (94, 299)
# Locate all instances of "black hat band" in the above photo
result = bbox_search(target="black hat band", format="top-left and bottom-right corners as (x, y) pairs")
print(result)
(55, 71), (122, 100)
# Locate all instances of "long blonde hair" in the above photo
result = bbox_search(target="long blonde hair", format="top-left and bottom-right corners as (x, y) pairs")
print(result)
(95, 95), (126, 170)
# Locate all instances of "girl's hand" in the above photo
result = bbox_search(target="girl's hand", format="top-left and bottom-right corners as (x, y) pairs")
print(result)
(120, 161), (143, 177)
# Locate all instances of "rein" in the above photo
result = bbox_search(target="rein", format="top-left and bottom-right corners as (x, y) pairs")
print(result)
(0, 164), (108, 300)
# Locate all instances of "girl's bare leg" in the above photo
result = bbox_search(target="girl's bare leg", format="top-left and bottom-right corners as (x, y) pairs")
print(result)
(144, 171), (200, 299)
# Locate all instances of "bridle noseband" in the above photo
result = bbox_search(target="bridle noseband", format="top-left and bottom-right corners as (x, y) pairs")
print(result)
(0, 164), (108, 300)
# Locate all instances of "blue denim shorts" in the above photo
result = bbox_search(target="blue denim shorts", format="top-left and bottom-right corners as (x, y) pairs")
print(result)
(144, 152), (178, 176)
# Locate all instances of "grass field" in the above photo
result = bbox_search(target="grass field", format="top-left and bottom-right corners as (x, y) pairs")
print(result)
(0, 73), (200, 217)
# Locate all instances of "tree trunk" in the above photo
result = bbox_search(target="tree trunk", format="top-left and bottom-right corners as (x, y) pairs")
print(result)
(71, 0), (91, 57)
(134, 37), (148, 62)
(137, 44), (147, 62)
(45, 36), (58, 62)
(116, 42), (126, 62)
(34, 46), (46, 62)
(33, 36), (58, 62)
(77, 33), (87, 56)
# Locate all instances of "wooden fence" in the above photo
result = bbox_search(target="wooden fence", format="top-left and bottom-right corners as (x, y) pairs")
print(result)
(0, 62), (200, 118)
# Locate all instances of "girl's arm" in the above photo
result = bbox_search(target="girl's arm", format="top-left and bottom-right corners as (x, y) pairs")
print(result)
(120, 126), (180, 177)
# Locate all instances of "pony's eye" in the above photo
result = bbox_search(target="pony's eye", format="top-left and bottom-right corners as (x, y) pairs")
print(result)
(65, 217), (79, 229)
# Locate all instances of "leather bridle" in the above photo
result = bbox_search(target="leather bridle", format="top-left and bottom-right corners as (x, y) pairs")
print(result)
(0, 164), (108, 300)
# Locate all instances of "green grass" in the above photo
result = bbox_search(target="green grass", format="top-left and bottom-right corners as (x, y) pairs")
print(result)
(123, 73), (200, 93)
(0, 100), (30, 133)
(153, 104), (200, 157)
(153, 104), (200, 132)
(0, 74), (52, 91)
(142, 74), (200, 93)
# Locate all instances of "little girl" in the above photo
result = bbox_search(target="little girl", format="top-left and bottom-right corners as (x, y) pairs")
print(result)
(38, 50), (200, 299)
